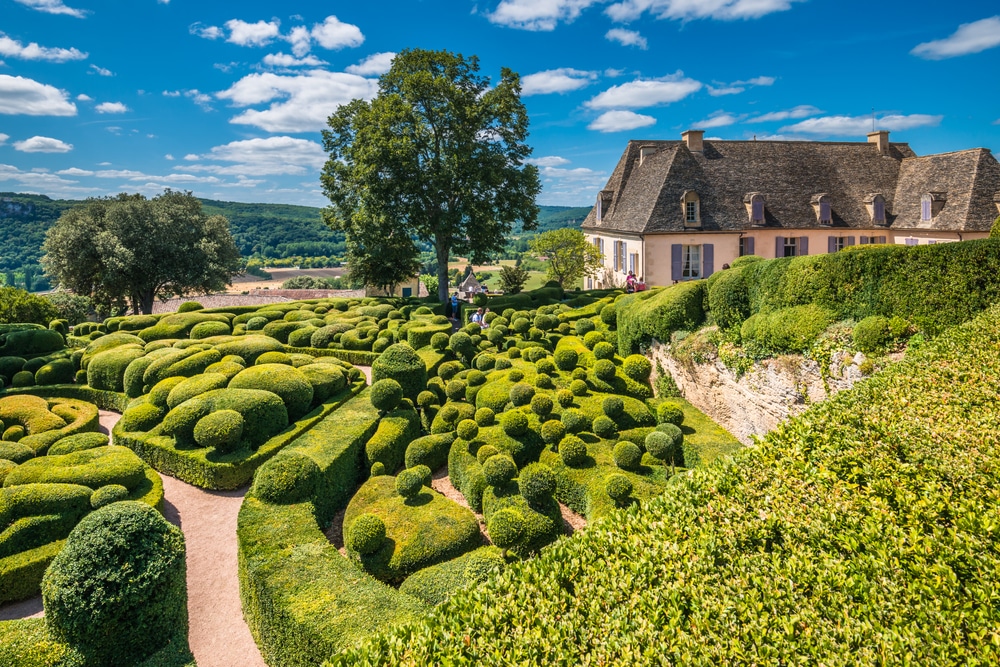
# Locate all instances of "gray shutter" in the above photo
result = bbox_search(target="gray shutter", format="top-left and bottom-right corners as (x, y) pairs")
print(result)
(746, 237), (755, 256)
(828, 236), (837, 253)
(702, 244), (714, 278)
(860, 236), (869, 244)
(799, 237), (809, 256)
(776, 236), (785, 257)
(847, 236), (856, 246)
(671, 244), (682, 281)
(879, 236), (887, 244)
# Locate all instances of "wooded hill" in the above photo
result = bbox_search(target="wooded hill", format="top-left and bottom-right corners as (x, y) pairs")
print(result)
(0, 192), (590, 283)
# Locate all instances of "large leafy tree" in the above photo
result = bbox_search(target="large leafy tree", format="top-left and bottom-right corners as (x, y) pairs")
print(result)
(42, 191), (243, 315)
(530, 228), (604, 289)
(321, 49), (541, 302)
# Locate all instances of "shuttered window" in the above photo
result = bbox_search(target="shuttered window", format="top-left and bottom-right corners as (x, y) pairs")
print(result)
(739, 236), (755, 256)
(819, 201), (832, 224)
(873, 198), (885, 223)
(751, 196), (764, 223)
(921, 197), (932, 221)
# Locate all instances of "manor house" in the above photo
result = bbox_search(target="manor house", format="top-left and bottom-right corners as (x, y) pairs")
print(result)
(582, 130), (1000, 287)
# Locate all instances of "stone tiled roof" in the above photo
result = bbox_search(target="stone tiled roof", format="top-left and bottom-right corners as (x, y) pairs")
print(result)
(583, 137), (1000, 234)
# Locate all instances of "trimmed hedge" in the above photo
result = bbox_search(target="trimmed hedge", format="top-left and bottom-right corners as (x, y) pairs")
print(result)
(616, 283), (704, 355)
(330, 299), (1000, 667)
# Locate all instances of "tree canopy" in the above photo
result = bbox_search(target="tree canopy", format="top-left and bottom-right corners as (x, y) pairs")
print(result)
(321, 48), (541, 302)
(530, 228), (604, 289)
(42, 191), (243, 315)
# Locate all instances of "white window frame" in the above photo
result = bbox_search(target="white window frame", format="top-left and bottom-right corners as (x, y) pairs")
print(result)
(685, 201), (697, 223)
(834, 237), (848, 252)
(681, 245), (701, 279)
(784, 237), (799, 257)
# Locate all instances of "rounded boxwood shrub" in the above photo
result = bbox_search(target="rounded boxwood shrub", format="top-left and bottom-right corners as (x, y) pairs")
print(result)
(594, 359), (616, 381)
(535, 358), (556, 376)
(553, 348), (578, 371)
(251, 452), (320, 504)
(646, 426), (682, 463)
(494, 357), (512, 371)
(246, 316), (268, 331)
(483, 453), (517, 487)
(540, 419), (566, 445)
(602, 396), (625, 418)
(370, 461), (386, 477)
(91, 483), (129, 509)
(530, 394), (553, 418)
(190, 321), (230, 339)
(42, 501), (186, 667)
(556, 388), (574, 407)
(395, 467), (425, 499)
(370, 378), (404, 413)
(372, 337), (392, 354)
(853, 315), (892, 354)
(417, 390), (438, 409)
(229, 364), (314, 420)
(571, 367), (588, 381)
(466, 370), (486, 387)
(561, 408), (588, 434)
(3, 424), (26, 441)
(0, 440), (33, 462)
(446, 379), (468, 402)
(707, 267), (750, 331)
(508, 369), (524, 382)
(600, 303), (617, 327)
(569, 379), (588, 396)
(11, 370), (34, 387)
(501, 409), (529, 437)
(430, 332), (450, 351)
(193, 409), (245, 453)
(372, 343), (428, 401)
(475, 407), (495, 426)
(347, 514), (386, 555)
(476, 444), (500, 464)
(476, 353), (496, 371)
(583, 330), (604, 349)
(449, 332), (475, 360)
(605, 474), (633, 503)
(512, 317), (530, 335)
(622, 355), (652, 382)
(657, 402), (685, 426)
(613, 441), (642, 471)
(438, 361), (463, 381)
(457, 418), (479, 441)
(574, 319), (596, 336)
(508, 347), (522, 360)
(256, 351), (293, 366)
(35, 358), (75, 385)
(509, 383), (535, 407)
(178, 301), (203, 312)
(593, 415), (619, 439)
(559, 435), (588, 467)
(488, 508), (524, 555)
(119, 402), (166, 433)
(518, 462), (555, 505)
(464, 547), (506, 584)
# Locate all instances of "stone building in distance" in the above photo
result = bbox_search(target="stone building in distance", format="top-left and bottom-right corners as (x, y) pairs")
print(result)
(582, 130), (1000, 288)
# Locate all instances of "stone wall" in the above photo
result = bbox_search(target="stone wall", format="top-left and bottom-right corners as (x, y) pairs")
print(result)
(648, 340), (869, 445)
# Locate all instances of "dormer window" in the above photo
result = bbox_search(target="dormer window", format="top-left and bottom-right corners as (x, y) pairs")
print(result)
(921, 192), (946, 221)
(864, 193), (887, 226)
(994, 192), (1000, 215)
(681, 190), (700, 228)
(743, 192), (765, 226)
(811, 194), (832, 226)
(595, 190), (613, 224)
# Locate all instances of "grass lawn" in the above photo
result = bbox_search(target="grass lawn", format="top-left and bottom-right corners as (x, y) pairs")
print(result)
(447, 258), (550, 293)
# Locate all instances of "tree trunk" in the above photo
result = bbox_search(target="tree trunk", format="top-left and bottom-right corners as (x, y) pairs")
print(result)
(436, 235), (450, 304)
(136, 290), (155, 315)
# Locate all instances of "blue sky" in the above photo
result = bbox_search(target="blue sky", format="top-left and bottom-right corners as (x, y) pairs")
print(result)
(1, 0), (998, 207)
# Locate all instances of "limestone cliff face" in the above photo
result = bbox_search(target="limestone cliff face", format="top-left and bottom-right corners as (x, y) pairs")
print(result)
(649, 341), (870, 446)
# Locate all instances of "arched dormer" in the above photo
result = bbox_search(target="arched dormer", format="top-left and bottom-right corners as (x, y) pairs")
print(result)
(921, 192), (946, 221)
(864, 193), (887, 226)
(743, 192), (765, 226)
(811, 193), (832, 226)
(595, 190), (613, 224)
(681, 190), (700, 228)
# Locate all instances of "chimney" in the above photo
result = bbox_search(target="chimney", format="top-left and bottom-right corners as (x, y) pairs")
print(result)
(867, 130), (890, 155)
(682, 130), (704, 153)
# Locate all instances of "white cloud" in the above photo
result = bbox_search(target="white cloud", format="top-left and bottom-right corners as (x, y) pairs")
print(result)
(226, 19), (282, 47)
(911, 16), (1000, 59)
(13, 135), (73, 153)
(605, 0), (802, 22)
(96, 101), (129, 114)
(190, 22), (223, 40)
(585, 71), (701, 109)
(692, 112), (742, 129)
(186, 136), (327, 176)
(739, 75), (775, 86)
(588, 110), (656, 132)
(263, 52), (328, 68)
(183, 154), (199, 161)
(216, 69), (377, 132)
(0, 75), (76, 116)
(56, 167), (93, 175)
(345, 52), (396, 76)
(12, 0), (87, 18)
(162, 90), (181, 97)
(708, 86), (743, 96)
(707, 75), (774, 96)
(76, 93), (92, 101)
(89, 64), (113, 76)
(286, 26), (311, 57)
(164, 154), (175, 161)
(488, 0), (601, 31)
(528, 156), (571, 167)
(521, 68), (598, 96)
(0, 164), (104, 197)
(780, 113), (943, 135)
(311, 15), (364, 50)
(0, 133), (7, 146)
(0, 33), (87, 62)
(605, 28), (647, 49)
(185, 90), (212, 109)
(748, 104), (820, 122)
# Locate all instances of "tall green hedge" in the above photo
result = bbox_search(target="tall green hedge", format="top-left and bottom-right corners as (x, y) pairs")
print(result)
(616, 283), (705, 355)
(328, 301), (1000, 666)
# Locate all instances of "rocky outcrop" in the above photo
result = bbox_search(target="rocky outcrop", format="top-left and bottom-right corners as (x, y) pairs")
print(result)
(649, 341), (870, 445)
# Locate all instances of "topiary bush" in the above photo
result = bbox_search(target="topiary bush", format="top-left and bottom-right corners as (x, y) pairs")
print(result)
(605, 474), (633, 505)
(229, 363), (314, 420)
(613, 441), (642, 471)
(553, 348), (578, 371)
(446, 379), (468, 402)
(483, 454), (517, 488)
(456, 419), (479, 441)
(647, 424), (683, 465)
(501, 410), (529, 437)
(517, 462), (555, 505)
(853, 315), (892, 354)
(487, 507), (524, 556)
(475, 407), (495, 426)
(476, 444), (500, 464)
(90, 483), (129, 509)
(509, 383), (535, 407)
(193, 409), (245, 453)
(593, 415), (619, 440)
(559, 435), (588, 467)
(622, 355), (652, 383)
(570, 379), (588, 396)
(41, 501), (187, 667)
(347, 513), (386, 555)
(395, 467), (425, 500)
(370, 379), (404, 413)
(251, 452), (320, 504)
(463, 546), (506, 584)
(530, 394), (553, 419)
(594, 358), (616, 381)
(371, 343), (428, 401)
(602, 396), (624, 419)
(657, 402), (684, 426)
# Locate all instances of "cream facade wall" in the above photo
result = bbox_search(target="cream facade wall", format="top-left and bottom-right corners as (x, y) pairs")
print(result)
(587, 229), (990, 289)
